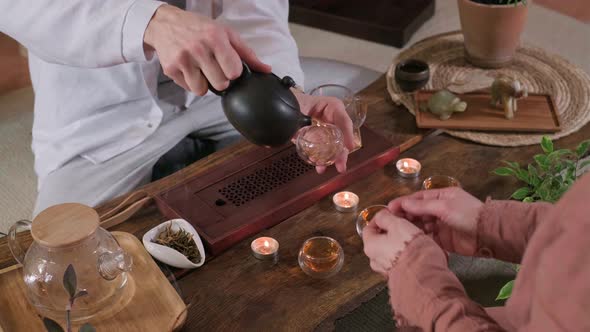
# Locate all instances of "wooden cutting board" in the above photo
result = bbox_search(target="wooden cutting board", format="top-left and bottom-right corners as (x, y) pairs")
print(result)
(415, 90), (561, 132)
(0, 232), (186, 332)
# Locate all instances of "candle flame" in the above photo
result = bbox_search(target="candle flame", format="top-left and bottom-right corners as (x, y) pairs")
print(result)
(403, 161), (409, 168)
(344, 192), (350, 200)
(264, 240), (270, 247)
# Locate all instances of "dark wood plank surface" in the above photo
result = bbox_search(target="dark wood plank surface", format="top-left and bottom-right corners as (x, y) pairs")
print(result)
(289, 0), (435, 48)
(1, 75), (589, 330)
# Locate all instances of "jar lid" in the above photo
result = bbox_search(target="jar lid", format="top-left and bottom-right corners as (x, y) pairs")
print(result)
(32, 203), (99, 248)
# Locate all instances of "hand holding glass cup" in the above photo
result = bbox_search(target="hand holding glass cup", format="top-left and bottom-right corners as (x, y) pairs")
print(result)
(294, 84), (366, 167)
(295, 122), (344, 167)
(355, 205), (388, 237)
(309, 84), (366, 152)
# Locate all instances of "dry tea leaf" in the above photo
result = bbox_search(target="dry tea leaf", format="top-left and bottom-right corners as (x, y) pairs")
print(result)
(153, 223), (201, 263)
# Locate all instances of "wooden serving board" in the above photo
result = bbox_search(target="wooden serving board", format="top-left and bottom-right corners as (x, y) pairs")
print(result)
(0, 232), (186, 332)
(415, 90), (561, 132)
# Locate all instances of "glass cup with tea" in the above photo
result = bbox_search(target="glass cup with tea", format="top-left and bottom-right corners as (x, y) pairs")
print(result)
(295, 122), (344, 167)
(298, 236), (344, 279)
(422, 175), (461, 190)
(355, 205), (388, 237)
(309, 84), (366, 152)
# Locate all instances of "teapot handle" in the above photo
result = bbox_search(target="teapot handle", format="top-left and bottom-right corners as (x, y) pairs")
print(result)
(98, 249), (133, 280)
(8, 220), (32, 265)
(208, 61), (252, 96)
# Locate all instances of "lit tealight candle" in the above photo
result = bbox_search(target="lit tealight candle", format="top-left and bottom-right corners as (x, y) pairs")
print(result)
(251, 237), (279, 261)
(332, 191), (360, 212)
(396, 158), (421, 178)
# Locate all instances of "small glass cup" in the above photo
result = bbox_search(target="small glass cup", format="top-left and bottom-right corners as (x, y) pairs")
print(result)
(309, 84), (366, 152)
(295, 123), (344, 167)
(422, 175), (461, 190)
(298, 236), (344, 279)
(355, 205), (388, 236)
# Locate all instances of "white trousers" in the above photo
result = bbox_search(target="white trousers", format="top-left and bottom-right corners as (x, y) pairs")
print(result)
(34, 58), (380, 215)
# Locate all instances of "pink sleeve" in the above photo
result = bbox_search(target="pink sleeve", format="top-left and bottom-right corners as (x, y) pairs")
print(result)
(520, 175), (590, 331)
(476, 200), (553, 263)
(521, 227), (590, 331)
(388, 235), (505, 332)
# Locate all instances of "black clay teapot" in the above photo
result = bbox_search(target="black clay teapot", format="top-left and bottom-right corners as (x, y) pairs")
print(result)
(209, 63), (312, 147)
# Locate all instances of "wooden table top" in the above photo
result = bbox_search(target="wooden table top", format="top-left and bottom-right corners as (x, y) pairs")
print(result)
(1, 75), (589, 331)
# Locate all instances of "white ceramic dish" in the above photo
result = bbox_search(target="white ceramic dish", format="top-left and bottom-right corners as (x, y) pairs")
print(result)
(142, 219), (206, 269)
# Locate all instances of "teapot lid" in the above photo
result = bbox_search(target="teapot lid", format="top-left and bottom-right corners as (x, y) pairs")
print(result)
(32, 203), (99, 248)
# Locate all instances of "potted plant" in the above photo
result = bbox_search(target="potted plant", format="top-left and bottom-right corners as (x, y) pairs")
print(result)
(458, 0), (529, 68)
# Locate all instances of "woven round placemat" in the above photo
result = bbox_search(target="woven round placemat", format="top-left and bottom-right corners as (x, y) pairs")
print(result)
(386, 31), (590, 146)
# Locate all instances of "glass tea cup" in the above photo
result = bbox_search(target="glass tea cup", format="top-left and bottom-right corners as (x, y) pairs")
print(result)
(355, 205), (388, 236)
(295, 122), (344, 167)
(309, 84), (366, 152)
(298, 236), (344, 279)
(422, 175), (461, 190)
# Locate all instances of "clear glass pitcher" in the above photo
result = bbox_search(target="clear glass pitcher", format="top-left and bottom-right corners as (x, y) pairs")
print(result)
(8, 203), (133, 322)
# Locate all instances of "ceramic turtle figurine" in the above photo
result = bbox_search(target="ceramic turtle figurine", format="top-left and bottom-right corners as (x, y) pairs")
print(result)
(425, 90), (467, 120)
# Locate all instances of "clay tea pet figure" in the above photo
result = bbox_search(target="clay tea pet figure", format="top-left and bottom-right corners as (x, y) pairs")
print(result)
(425, 90), (467, 120)
(490, 76), (528, 120)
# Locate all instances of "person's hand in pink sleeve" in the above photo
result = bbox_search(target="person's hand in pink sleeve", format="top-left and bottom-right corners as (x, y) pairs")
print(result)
(364, 192), (506, 331)
(387, 187), (483, 257)
(362, 209), (423, 277)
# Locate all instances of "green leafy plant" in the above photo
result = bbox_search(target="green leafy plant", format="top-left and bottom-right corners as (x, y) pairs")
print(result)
(496, 265), (520, 300)
(42, 264), (96, 332)
(492, 136), (590, 301)
(493, 136), (590, 204)
(503, 0), (527, 5)
(506, 0), (526, 6)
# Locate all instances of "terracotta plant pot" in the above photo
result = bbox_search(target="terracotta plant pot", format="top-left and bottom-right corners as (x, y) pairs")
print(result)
(458, 0), (528, 68)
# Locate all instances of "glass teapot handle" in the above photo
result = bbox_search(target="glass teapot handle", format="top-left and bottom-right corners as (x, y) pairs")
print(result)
(8, 220), (32, 265)
(98, 249), (133, 280)
(208, 61), (252, 96)
(97, 233), (133, 280)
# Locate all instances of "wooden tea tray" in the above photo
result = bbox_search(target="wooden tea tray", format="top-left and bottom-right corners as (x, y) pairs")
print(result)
(415, 90), (561, 133)
(0, 232), (186, 332)
(155, 126), (400, 255)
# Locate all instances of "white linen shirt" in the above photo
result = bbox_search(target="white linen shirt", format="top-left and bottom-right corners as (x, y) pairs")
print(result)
(0, 0), (303, 184)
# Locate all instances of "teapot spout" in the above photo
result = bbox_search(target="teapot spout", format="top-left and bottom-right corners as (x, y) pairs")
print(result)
(7, 220), (32, 265)
(98, 250), (133, 280)
(299, 115), (312, 128)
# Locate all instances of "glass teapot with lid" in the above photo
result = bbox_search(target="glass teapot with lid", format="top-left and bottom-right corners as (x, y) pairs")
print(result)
(8, 203), (133, 321)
